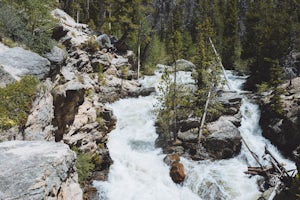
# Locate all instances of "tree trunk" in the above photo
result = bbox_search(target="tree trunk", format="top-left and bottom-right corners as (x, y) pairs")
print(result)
(76, 10), (80, 23)
(173, 59), (177, 141)
(197, 86), (212, 142)
(137, 20), (142, 80)
(209, 37), (231, 90)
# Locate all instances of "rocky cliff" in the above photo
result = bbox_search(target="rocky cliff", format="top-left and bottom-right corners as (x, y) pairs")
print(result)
(259, 77), (300, 158)
(0, 141), (82, 200)
(0, 8), (147, 198)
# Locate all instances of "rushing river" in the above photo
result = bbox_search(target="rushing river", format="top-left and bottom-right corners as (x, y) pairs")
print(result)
(94, 70), (296, 200)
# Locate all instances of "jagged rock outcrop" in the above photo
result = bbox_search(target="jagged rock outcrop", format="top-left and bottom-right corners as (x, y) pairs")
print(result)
(0, 8), (155, 199)
(0, 141), (82, 200)
(0, 45), (51, 86)
(259, 77), (300, 157)
(24, 79), (56, 141)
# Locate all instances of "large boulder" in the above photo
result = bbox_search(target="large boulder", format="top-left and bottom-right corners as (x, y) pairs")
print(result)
(217, 91), (243, 115)
(0, 46), (50, 86)
(96, 34), (113, 50)
(177, 129), (198, 142)
(0, 141), (82, 200)
(175, 59), (195, 72)
(45, 46), (67, 65)
(169, 162), (185, 184)
(203, 116), (242, 159)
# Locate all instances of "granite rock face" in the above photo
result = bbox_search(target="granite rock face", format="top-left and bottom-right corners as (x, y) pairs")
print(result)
(0, 46), (50, 84)
(259, 77), (300, 157)
(0, 141), (82, 200)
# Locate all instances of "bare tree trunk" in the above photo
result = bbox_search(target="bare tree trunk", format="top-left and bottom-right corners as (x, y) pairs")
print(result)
(209, 37), (231, 90)
(76, 10), (80, 23)
(137, 20), (142, 80)
(86, 0), (90, 19)
(197, 86), (212, 142)
(108, 4), (112, 31)
(173, 60), (177, 141)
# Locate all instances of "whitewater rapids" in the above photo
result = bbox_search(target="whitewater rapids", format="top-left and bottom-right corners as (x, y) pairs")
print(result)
(94, 70), (295, 200)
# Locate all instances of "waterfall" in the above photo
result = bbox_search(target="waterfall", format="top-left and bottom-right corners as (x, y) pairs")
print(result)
(94, 70), (295, 200)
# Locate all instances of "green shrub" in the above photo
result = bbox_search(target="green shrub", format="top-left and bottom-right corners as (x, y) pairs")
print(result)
(80, 37), (99, 53)
(0, 2), (55, 54)
(1, 37), (16, 48)
(0, 76), (39, 130)
(144, 35), (168, 75)
(98, 64), (106, 85)
(73, 147), (95, 186)
(292, 173), (300, 198)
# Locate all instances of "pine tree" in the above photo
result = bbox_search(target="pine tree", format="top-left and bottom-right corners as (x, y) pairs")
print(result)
(221, 0), (238, 69)
(242, 0), (293, 91)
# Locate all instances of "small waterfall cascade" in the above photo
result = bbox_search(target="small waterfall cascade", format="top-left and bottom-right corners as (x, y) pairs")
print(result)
(94, 70), (296, 200)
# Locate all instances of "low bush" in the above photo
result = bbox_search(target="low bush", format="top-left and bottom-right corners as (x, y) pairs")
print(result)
(73, 147), (95, 186)
(0, 76), (39, 130)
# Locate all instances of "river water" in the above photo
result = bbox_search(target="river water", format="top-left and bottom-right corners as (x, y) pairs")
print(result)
(94, 70), (295, 200)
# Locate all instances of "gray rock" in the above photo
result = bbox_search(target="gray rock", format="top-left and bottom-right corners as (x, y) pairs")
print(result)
(24, 79), (56, 141)
(259, 77), (300, 156)
(178, 129), (198, 142)
(96, 34), (112, 49)
(0, 65), (15, 87)
(0, 141), (82, 200)
(45, 46), (67, 65)
(180, 118), (200, 132)
(0, 47), (50, 82)
(203, 117), (242, 159)
(175, 59), (195, 71)
(129, 87), (156, 97)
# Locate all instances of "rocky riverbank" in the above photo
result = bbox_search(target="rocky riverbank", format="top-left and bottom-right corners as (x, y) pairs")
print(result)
(259, 77), (300, 158)
(0, 9), (150, 199)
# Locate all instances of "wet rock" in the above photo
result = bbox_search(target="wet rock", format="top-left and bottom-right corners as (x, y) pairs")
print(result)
(163, 154), (180, 166)
(203, 116), (242, 159)
(129, 87), (156, 97)
(201, 182), (225, 200)
(218, 91), (243, 115)
(180, 118), (200, 132)
(170, 162), (185, 184)
(0, 141), (82, 200)
(294, 146), (300, 172)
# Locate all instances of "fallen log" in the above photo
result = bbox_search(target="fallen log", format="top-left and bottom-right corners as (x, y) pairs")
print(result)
(245, 166), (274, 176)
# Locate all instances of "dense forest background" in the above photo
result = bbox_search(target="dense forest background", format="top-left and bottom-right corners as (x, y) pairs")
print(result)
(0, 0), (299, 92)
(56, 0), (300, 90)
